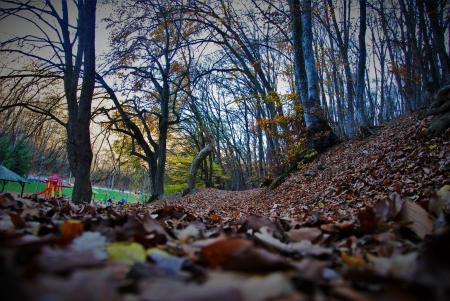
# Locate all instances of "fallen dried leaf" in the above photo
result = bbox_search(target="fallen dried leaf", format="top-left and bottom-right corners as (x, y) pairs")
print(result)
(59, 219), (84, 239)
(201, 237), (291, 272)
(8, 212), (25, 228)
(400, 200), (433, 239)
(367, 252), (418, 279)
(141, 214), (171, 244)
(358, 207), (378, 234)
(176, 223), (202, 242)
(287, 227), (322, 242)
(255, 227), (332, 256)
(240, 215), (285, 240)
(106, 242), (146, 264)
(341, 253), (366, 268)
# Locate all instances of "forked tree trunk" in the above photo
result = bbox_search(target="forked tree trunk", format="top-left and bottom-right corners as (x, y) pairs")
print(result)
(65, 0), (97, 203)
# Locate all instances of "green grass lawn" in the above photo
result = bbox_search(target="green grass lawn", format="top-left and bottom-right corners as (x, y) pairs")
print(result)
(1, 181), (149, 204)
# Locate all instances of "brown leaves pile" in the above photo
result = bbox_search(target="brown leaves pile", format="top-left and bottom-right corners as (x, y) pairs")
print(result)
(0, 114), (449, 301)
(1, 190), (449, 301)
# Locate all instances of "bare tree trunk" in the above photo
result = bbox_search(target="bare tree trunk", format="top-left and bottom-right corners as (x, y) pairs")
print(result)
(155, 130), (167, 197)
(291, 0), (337, 151)
(325, 0), (356, 136)
(379, 1), (408, 113)
(288, 0), (308, 105)
(355, 0), (368, 128)
(256, 102), (265, 179)
(184, 143), (214, 195)
(423, 0), (450, 83)
(67, 123), (93, 203)
(417, 0), (440, 89)
(301, 0), (320, 126)
(66, 0), (97, 203)
(147, 160), (157, 201)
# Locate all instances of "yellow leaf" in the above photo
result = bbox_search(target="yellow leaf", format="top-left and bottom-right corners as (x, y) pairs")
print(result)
(106, 242), (146, 264)
(341, 253), (365, 268)
(60, 219), (84, 239)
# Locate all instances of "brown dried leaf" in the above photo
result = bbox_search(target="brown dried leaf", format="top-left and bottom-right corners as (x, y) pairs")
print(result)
(59, 219), (84, 239)
(255, 227), (332, 256)
(141, 214), (170, 244)
(9, 212), (26, 228)
(358, 207), (378, 234)
(201, 238), (291, 272)
(240, 215), (285, 240)
(400, 200), (433, 239)
(287, 227), (322, 242)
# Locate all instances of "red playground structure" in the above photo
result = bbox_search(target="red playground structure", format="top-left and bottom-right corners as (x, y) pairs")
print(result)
(37, 174), (63, 199)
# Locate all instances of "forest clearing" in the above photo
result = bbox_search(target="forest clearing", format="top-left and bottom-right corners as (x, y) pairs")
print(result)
(0, 0), (449, 300)
(2, 181), (146, 204)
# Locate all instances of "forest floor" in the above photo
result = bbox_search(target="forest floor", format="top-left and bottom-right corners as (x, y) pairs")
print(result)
(1, 113), (449, 301)
(156, 113), (448, 221)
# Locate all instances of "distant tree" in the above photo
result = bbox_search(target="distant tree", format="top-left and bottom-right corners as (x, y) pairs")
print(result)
(99, 0), (195, 198)
(0, 134), (32, 176)
(355, 0), (368, 128)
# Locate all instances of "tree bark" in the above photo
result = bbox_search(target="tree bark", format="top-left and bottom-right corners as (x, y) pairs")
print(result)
(301, 0), (320, 127)
(65, 0), (97, 203)
(184, 143), (214, 195)
(325, 0), (356, 136)
(355, 0), (368, 128)
(288, 0), (308, 106)
(417, 0), (440, 90)
(423, 0), (450, 83)
(296, 0), (337, 151)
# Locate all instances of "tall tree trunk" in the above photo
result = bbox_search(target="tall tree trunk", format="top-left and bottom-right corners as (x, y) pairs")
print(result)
(355, 0), (368, 128)
(155, 140), (166, 197)
(67, 123), (93, 203)
(379, 0), (408, 113)
(301, 0), (320, 127)
(256, 101), (265, 179)
(326, 0), (356, 136)
(147, 159), (157, 201)
(423, 0), (450, 83)
(155, 118), (168, 197)
(66, 0), (97, 203)
(292, 0), (336, 151)
(288, 0), (308, 105)
(417, 0), (440, 90)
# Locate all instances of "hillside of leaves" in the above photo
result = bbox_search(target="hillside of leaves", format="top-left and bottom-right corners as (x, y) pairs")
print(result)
(1, 113), (449, 301)
(161, 114), (448, 220)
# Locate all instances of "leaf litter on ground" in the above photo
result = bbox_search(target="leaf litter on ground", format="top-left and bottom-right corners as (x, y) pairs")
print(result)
(1, 114), (449, 301)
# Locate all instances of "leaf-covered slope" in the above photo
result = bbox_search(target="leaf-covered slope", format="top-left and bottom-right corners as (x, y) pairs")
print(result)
(165, 114), (448, 221)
